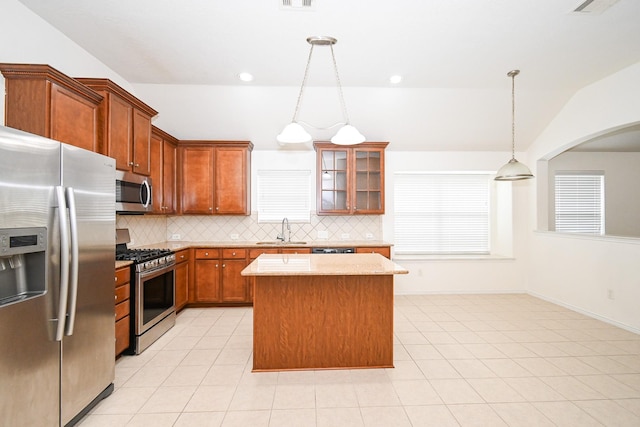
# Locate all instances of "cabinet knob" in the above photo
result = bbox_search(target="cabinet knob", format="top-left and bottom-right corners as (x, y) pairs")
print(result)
(180, 255), (185, 259)
(216, 207), (219, 211)
(114, 295), (117, 300)
(215, 264), (219, 268)
(114, 277), (117, 282)
(209, 207), (213, 211)
(135, 163), (140, 167)
(222, 264), (226, 268)
(128, 162), (134, 166)
(232, 252), (236, 256)
(205, 252), (209, 256)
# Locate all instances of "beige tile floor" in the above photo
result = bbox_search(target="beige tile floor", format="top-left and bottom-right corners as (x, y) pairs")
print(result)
(78, 294), (640, 426)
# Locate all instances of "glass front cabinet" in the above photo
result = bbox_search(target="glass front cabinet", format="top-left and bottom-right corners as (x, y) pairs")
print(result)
(314, 141), (388, 215)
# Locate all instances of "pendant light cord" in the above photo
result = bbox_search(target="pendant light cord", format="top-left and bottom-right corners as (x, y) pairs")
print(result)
(291, 44), (315, 123)
(330, 44), (350, 125)
(509, 70), (519, 160)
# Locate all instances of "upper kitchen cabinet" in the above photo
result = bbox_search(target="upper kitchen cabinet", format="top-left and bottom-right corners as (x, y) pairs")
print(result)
(314, 141), (388, 215)
(0, 63), (103, 152)
(179, 141), (252, 215)
(150, 126), (178, 214)
(75, 78), (158, 176)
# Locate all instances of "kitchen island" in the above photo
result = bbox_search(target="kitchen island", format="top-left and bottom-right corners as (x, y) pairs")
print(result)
(241, 253), (408, 371)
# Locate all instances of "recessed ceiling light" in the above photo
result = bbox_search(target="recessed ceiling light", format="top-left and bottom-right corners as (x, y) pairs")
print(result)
(238, 72), (254, 82)
(389, 75), (402, 84)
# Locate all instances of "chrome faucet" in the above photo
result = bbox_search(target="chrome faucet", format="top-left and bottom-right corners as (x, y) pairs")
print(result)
(277, 217), (290, 242)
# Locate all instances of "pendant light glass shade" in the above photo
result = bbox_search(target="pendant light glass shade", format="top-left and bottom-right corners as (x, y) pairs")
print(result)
(495, 70), (534, 181)
(276, 122), (312, 144)
(278, 36), (365, 146)
(331, 124), (366, 145)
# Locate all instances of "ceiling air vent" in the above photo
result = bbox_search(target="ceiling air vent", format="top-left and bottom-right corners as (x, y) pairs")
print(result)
(281, 0), (315, 11)
(573, 0), (619, 14)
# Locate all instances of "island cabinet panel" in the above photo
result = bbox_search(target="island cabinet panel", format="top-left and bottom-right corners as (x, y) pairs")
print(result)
(355, 246), (391, 258)
(253, 274), (394, 371)
(150, 126), (178, 214)
(194, 249), (220, 302)
(174, 249), (191, 311)
(0, 63), (102, 152)
(314, 141), (388, 215)
(75, 78), (157, 176)
(179, 141), (253, 215)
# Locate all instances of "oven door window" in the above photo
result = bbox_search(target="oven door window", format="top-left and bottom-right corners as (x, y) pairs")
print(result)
(142, 270), (174, 325)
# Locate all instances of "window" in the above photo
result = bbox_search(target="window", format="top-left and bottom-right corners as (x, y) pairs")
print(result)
(554, 172), (605, 235)
(257, 170), (311, 222)
(394, 173), (491, 254)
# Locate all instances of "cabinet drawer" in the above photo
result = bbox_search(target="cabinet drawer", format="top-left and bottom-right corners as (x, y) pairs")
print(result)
(249, 248), (279, 259)
(175, 249), (190, 263)
(222, 248), (246, 259)
(115, 299), (130, 321)
(280, 248), (312, 254)
(115, 283), (130, 305)
(195, 248), (220, 259)
(115, 315), (130, 356)
(115, 267), (130, 286)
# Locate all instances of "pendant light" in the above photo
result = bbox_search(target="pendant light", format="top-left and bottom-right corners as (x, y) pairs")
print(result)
(495, 70), (534, 181)
(277, 36), (365, 146)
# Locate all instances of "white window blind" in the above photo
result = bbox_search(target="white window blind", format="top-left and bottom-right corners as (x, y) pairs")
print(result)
(555, 172), (605, 235)
(394, 173), (491, 254)
(257, 170), (311, 222)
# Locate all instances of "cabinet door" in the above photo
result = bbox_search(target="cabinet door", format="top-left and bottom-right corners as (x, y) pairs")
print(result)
(162, 141), (177, 214)
(221, 259), (248, 302)
(149, 132), (164, 214)
(108, 94), (133, 171)
(215, 147), (249, 214)
(317, 147), (350, 214)
(181, 147), (215, 214)
(353, 148), (384, 214)
(50, 83), (100, 152)
(132, 109), (151, 176)
(175, 259), (189, 310)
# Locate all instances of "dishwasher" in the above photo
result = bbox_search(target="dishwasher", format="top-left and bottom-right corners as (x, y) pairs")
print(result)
(311, 247), (355, 254)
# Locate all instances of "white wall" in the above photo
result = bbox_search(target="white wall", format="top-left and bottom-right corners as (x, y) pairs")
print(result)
(527, 61), (640, 332)
(0, 0), (137, 125)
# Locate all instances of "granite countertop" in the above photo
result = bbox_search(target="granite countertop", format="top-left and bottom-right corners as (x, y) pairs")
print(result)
(135, 240), (392, 251)
(241, 253), (408, 276)
(115, 260), (133, 269)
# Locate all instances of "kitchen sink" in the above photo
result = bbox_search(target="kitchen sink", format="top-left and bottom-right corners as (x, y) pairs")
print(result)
(255, 241), (307, 245)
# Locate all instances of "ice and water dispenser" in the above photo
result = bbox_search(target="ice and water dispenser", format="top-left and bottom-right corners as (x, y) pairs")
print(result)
(0, 227), (46, 307)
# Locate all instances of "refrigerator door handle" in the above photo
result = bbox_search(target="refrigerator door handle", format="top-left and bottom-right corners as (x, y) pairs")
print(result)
(64, 187), (79, 336)
(55, 186), (70, 342)
(141, 179), (151, 208)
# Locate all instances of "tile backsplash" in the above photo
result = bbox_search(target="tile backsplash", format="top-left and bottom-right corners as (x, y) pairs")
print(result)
(117, 213), (382, 246)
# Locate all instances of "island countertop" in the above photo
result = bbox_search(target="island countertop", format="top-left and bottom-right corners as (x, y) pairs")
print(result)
(241, 253), (408, 276)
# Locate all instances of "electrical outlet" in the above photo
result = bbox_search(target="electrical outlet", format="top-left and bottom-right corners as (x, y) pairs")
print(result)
(317, 230), (328, 239)
(341, 233), (350, 240)
(230, 234), (239, 240)
(607, 289), (615, 300)
(365, 233), (374, 240)
(171, 234), (181, 240)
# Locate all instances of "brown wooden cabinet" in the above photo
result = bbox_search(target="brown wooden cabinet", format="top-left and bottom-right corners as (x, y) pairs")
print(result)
(179, 141), (252, 215)
(314, 142), (388, 215)
(0, 63), (103, 152)
(150, 126), (178, 214)
(75, 78), (157, 176)
(174, 248), (191, 311)
(355, 246), (391, 259)
(221, 249), (248, 303)
(194, 249), (221, 302)
(114, 266), (131, 357)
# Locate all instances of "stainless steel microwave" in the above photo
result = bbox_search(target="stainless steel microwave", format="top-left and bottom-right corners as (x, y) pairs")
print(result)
(115, 171), (151, 213)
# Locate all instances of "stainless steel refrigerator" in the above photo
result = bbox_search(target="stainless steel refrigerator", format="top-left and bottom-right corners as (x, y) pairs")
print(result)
(0, 125), (116, 426)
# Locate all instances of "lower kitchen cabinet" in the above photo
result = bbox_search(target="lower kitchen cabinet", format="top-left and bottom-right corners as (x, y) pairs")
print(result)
(174, 248), (190, 311)
(194, 249), (221, 302)
(114, 266), (131, 357)
(355, 246), (391, 258)
(221, 249), (248, 303)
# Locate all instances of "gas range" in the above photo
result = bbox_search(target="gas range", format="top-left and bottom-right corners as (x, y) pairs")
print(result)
(115, 246), (176, 273)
